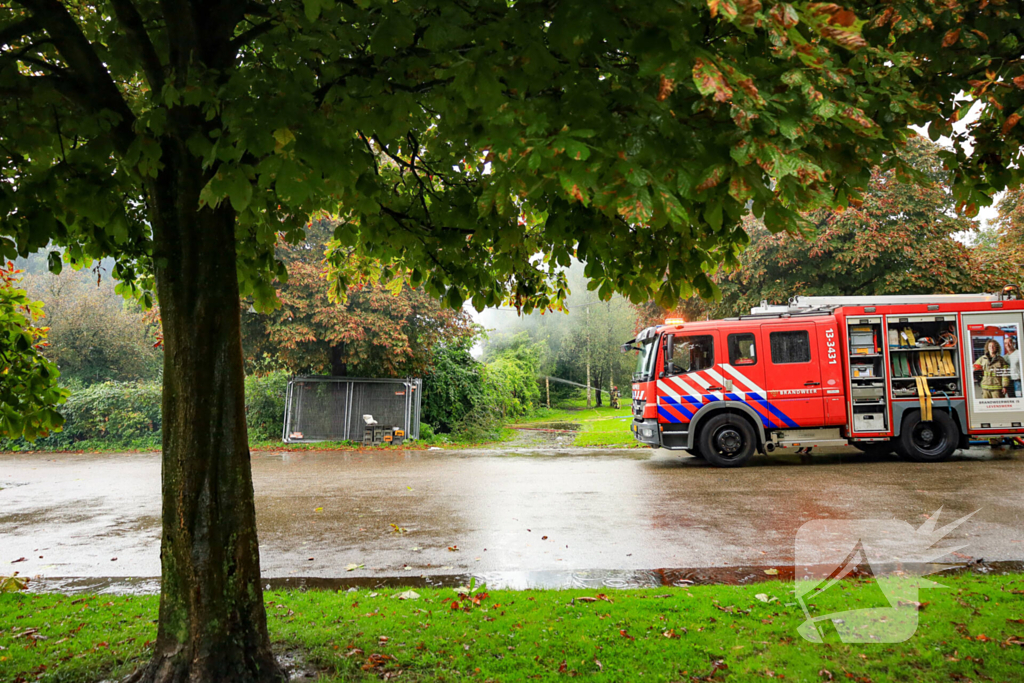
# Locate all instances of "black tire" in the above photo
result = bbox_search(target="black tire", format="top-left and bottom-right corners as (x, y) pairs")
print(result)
(684, 448), (705, 460)
(697, 413), (757, 467)
(852, 441), (894, 457)
(898, 410), (959, 462)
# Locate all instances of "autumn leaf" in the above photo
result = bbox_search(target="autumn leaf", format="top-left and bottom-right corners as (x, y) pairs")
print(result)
(1003, 113), (1022, 135)
(827, 9), (856, 27)
(819, 26), (867, 50)
(692, 58), (734, 103)
(942, 29), (961, 47)
(707, 0), (738, 20)
(696, 165), (729, 192)
(769, 4), (799, 28)
(657, 74), (676, 101)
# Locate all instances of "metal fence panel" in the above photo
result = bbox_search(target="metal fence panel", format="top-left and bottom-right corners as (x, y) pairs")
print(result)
(282, 376), (421, 443)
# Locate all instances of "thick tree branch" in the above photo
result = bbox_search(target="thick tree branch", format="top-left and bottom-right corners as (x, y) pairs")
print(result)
(16, 0), (136, 153)
(108, 0), (165, 92)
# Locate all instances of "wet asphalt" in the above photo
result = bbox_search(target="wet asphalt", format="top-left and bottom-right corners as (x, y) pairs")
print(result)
(2, 445), (1023, 585)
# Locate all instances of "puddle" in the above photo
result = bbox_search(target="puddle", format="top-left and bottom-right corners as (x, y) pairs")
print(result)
(25, 561), (1024, 595)
(510, 422), (582, 432)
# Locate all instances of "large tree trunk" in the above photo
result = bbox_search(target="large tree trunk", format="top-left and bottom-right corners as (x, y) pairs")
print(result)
(133, 146), (283, 682)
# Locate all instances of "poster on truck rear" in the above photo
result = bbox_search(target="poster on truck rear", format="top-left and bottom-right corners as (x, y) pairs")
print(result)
(967, 322), (1022, 412)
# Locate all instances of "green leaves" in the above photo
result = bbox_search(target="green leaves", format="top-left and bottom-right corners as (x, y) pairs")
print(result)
(1, 0), (991, 329)
(0, 263), (67, 441)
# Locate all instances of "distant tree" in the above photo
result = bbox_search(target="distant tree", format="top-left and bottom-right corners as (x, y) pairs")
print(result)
(690, 136), (998, 318)
(555, 297), (637, 406)
(0, 262), (66, 439)
(242, 223), (477, 377)
(23, 266), (162, 383)
(984, 188), (1024, 287)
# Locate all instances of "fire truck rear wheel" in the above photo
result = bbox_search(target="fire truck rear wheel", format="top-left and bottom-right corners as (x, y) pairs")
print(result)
(698, 413), (756, 467)
(898, 410), (959, 463)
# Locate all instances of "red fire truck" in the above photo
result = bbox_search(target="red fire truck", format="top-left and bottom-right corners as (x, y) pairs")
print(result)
(626, 292), (1024, 466)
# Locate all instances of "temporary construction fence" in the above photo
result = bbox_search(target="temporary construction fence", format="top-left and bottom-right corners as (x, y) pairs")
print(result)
(282, 376), (422, 444)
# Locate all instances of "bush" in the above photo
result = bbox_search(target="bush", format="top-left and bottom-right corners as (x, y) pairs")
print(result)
(479, 332), (542, 420)
(422, 341), (484, 432)
(0, 370), (292, 450)
(0, 380), (162, 451)
(244, 370), (289, 442)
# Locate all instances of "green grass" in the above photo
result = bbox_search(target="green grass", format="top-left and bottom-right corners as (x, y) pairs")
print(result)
(515, 404), (638, 447)
(6, 573), (1021, 682)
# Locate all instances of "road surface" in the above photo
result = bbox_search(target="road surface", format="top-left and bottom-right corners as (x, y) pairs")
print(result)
(2, 445), (1023, 588)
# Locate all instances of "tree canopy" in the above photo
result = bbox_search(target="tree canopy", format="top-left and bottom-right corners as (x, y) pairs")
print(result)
(698, 135), (998, 318)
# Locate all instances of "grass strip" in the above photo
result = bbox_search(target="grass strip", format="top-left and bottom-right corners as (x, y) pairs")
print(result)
(3, 573), (1023, 682)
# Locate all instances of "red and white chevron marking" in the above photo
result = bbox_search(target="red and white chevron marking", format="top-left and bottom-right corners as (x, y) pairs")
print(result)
(656, 365), (766, 404)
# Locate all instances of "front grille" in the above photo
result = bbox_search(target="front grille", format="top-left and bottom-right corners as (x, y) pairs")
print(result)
(632, 399), (645, 417)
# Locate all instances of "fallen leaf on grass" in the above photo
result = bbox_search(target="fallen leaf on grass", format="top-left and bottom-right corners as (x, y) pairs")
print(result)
(362, 653), (395, 672)
(897, 600), (928, 611)
(819, 670), (833, 681)
(0, 575), (28, 593)
(663, 629), (681, 639)
(596, 593), (613, 603)
(345, 563), (364, 572)
(558, 659), (567, 673)
(390, 524), (407, 534)
(576, 597), (598, 603)
(447, 545), (458, 551)
(755, 593), (770, 602)
(619, 629), (635, 641)
(763, 568), (778, 575)
(395, 590), (420, 601)
(313, 507), (323, 513)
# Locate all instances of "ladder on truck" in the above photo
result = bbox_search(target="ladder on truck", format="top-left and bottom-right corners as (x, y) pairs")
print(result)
(749, 292), (1015, 316)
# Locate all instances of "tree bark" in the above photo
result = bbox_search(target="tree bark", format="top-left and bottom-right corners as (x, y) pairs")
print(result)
(132, 142), (283, 682)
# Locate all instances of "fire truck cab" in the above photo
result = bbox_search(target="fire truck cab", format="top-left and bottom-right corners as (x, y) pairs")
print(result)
(626, 291), (1024, 467)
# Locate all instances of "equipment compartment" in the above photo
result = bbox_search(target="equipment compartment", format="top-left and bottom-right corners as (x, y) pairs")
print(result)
(846, 316), (889, 432)
(886, 314), (961, 397)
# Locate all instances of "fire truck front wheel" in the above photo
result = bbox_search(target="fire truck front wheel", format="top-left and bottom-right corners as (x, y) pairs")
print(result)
(898, 410), (959, 463)
(697, 413), (757, 467)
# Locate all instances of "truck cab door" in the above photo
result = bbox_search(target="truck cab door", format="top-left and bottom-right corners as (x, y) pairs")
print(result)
(762, 322), (827, 429)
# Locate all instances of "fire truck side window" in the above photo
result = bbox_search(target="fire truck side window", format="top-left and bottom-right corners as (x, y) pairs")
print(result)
(770, 330), (811, 364)
(665, 335), (714, 375)
(728, 333), (757, 366)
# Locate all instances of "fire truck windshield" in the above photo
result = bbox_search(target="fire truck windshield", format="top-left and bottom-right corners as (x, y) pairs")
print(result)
(633, 339), (658, 381)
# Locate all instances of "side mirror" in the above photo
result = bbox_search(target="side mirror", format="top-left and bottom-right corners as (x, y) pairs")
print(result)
(664, 335), (674, 374)
(620, 343), (634, 354)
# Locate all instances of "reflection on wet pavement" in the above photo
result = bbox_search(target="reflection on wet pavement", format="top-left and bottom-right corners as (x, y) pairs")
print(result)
(2, 446), (1023, 587)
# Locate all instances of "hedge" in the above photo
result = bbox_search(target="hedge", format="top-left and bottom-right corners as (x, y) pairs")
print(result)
(0, 370), (290, 451)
